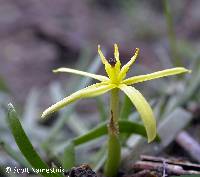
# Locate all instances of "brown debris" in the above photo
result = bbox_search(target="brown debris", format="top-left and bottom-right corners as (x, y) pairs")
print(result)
(141, 155), (200, 169)
(64, 164), (97, 177)
(130, 155), (200, 177)
(108, 110), (119, 135)
(124, 170), (157, 177)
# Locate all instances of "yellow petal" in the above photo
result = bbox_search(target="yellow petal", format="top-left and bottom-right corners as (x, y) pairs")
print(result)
(42, 83), (115, 118)
(53, 68), (109, 81)
(123, 67), (191, 85)
(119, 84), (156, 142)
(98, 45), (108, 64)
(118, 48), (139, 81)
(98, 45), (113, 78)
(114, 43), (121, 71)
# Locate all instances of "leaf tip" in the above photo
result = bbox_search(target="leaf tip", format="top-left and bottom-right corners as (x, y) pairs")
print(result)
(147, 136), (155, 143)
(41, 112), (47, 119)
(188, 69), (192, 74)
(8, 103), (14, 112)
(181, 67), (192, 74)
(52, 69), (58, 73)
(147, 129), (157, 143)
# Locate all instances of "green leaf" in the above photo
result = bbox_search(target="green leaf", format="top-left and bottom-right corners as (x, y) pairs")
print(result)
(74, 120), (161, 145)
(162, 61), (200, 117)
(73, 121), (107, 146)
(96, 97), (107, 121)
(0, 140), (32, 169)
(61, 141), (75, 170)
(23, 88), (39, 128)
(67, 114), (88, 135)
(93, 147), (107, 172)
(7, 103), (63, 177)
(120, 120), (160, 142)
(56, 120), (160, 154)
(88, 144), (107, 171)
(120, 95), (134, 144)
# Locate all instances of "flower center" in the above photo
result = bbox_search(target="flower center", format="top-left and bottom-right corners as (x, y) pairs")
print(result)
(108, 58), (116, 67)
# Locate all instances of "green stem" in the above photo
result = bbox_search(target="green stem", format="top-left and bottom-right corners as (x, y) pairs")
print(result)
(163, 0), (182, 67)
(104, 89), (121, 177)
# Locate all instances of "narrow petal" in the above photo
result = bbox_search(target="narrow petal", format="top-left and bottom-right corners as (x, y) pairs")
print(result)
(98, 45), (113, 78)
(118, 48), (140, 81)
(42, 83), (115, 118)
(53, 68), (109, 81)
(114, 43), (121, 71)
(98, 45), (108, 64)
(119, 84), (156, 142)
(123, 67), (191, 85)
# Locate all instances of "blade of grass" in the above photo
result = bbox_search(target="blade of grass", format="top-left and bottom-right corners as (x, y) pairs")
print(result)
(120, 95), (133, 120)
(163, 61), (200, 117)
(0, 140), (32, 169)
(49, 82), (88, 136)
(93, 146), (107, 172)
(67, 113), (88, 135)
(163, 0), (182, 67)
(55, 120), (160, 154)
(78, 119), (161, 143)
(64, 47), (92, 94)
(61, 141), (75, 170)
(23, 88), (39, 129)
(7, 103), (63, 177)
(94, 153), (107, 172)
(96, 97), (107, 122)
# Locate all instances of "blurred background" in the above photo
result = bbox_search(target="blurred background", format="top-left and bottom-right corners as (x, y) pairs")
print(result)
(0, 0), (200, 176)
(0, 0), (199, 105)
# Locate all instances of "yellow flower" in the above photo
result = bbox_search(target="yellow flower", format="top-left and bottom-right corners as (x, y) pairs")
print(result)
(42, 44), (191, 142)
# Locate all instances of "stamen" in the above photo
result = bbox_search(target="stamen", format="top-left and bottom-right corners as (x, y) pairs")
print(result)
(108, 58), (116, 67)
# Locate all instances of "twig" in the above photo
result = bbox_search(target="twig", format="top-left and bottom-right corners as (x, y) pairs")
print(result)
(131, 155), (200, 176)
(141, 155), (200, 169)
(162, 160), (167, 177)
(124, 170), (156, 177)
(132, 161), (200, 176)
(175, 131), (200, 163)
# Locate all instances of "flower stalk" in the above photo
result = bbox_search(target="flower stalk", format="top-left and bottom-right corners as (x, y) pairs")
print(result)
(104, 88), (121, 177)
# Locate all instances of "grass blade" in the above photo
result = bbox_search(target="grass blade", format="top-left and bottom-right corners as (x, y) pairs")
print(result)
(56, 120), (160, 153)
(73, 120), (161, 145)
(163, 0), (181, 66)
(120, 96), (133, 120)
(23, 88), (39, 129)
(96, 97), (107, 122)
(61, 141), (75, 170)
(7, 103), (63, 177)
(72, 122), (107, 146)
(0, 140), (32, 169)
